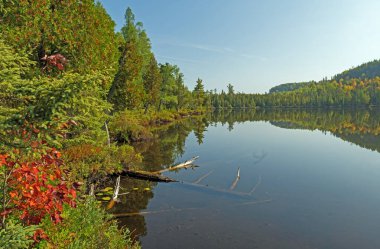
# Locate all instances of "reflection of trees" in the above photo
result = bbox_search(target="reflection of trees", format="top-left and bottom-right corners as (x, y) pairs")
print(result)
(115, 109), (380, 241)
(115, 117), (209, 241)
(193, 117), (208, 144)
(209, 108), (380, 153)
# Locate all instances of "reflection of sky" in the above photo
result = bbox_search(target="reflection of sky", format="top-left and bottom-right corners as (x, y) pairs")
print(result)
(146, 121), (380, 249)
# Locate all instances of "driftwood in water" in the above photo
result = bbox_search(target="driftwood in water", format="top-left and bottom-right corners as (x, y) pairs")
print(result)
(179, 173), (262, 199)
(193, 170), (214, 184)
(113, 207), (200, 218)
(106, 176), (121, 210)
(117, 169), (177, 182)
(178, 181), (252, 199)
(113, 199), (273, 218)
(113, 157), (199, 182)
(235, 198), (272, 206)
(249, 175), (262, 195)
(229, 168), (240, 190)
(154, 156), (199, 174)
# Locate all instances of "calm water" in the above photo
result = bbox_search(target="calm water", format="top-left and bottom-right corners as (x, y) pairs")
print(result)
(111, 109), (380, 249)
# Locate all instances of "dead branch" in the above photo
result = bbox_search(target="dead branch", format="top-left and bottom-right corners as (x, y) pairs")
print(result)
(155, 156), (199, 174)
(178, 181), (251, 199)
(113, 199), (272, 218)
(112, 176), (121, 200)
(113, 207), (200, 218)
(235, 199), (272, 206)
(229, 168), (240, 190)
(249, 175), (262, 196)
(105, 121), (111, 148)
(193, 170), (214, 184)
(89, 184), (95, 196)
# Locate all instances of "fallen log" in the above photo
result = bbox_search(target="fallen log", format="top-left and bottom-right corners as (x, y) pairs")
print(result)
(116, 169), (177, 182)
(155, 156), (199, 174)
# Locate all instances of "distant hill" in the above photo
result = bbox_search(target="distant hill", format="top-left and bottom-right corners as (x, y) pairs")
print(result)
(269, 81), (315, 93)
(269, 59), (380, 94)
(333, 59), (380, 80)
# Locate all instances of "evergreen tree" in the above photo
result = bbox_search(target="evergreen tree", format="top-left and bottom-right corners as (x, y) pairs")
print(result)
(193, 78), (205, 109)
(108, 8), (145, 111)
(143, 55), (162, 113)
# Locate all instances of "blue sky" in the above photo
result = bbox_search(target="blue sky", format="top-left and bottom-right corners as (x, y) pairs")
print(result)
(98, 0), (380, 93)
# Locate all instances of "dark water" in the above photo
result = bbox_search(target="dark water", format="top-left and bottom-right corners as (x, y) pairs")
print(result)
(111, 109), (380, 249)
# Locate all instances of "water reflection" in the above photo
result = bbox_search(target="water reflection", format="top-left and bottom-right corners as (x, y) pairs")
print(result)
(209, 108), (380, 152)
(113, 117), (209, 239)
(112, 108), (380, 246)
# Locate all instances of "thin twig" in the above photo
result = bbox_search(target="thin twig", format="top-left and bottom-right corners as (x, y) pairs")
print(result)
(235, 199), (272, 206)
(249, 175), (262, 196)
(193, 170), (214, 184)
(105, 121), (111, 148)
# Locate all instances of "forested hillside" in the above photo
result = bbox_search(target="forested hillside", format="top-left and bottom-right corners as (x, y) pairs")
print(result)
(334, 59), (380, 80)
(209, 59), (380, 109)
(269, 81), (315, 93)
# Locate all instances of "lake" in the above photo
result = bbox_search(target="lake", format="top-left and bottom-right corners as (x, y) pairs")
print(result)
(110, 109), (380, 249)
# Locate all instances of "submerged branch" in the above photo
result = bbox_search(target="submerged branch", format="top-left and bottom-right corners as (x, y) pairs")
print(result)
(113, 207), (200, 218)
(229, 168), (240, 190)
(193, 170), (214, 184)
(249, 175), (262, 196)
(235, 199), (272, 206)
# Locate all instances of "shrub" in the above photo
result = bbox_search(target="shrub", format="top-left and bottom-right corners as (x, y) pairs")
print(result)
(38, 197), (140, 249)
(0, 218), (37, 249)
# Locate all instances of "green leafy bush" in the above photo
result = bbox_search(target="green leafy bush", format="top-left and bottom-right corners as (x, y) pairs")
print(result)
(38, 197), (139, 249)
(0, 219), (37, 249)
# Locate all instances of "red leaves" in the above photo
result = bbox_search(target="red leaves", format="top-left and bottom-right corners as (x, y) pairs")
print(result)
(33, 228), (48, 242)
(0, 154), (7, 165)
(41, 53), (68, 71)
(3, 149), (77, 225)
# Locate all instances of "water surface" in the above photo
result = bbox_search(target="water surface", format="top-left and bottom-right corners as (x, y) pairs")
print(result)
(111, 109), (380, 249)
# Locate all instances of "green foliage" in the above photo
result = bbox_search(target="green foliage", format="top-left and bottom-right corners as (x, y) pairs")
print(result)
(255, 78), (380, 108)
(108, 7), (156, 111)
(38, 197), (140, 249)
(1, 0), (120, 73)
(193, 78), (205, 109)
(143, 55), (162, 112)
(0, 40), (34, 121)
(0, 71), (112, 149)
(334, 59), (380, 80)
(109, 110), (153, 142)
(159, 63), (177, 110)
(63, 144), (142, 180)
(210, 85), (256, 110)
(0, 219), (37, 249)
(269, 81), (315, 93)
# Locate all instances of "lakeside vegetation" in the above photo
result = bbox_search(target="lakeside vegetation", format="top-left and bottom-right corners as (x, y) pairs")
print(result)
(1, 1), (380, 248)
(0, 1), (208, 248)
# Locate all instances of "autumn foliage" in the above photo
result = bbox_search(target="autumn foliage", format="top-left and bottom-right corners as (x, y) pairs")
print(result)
(1, 149), (76, 226)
